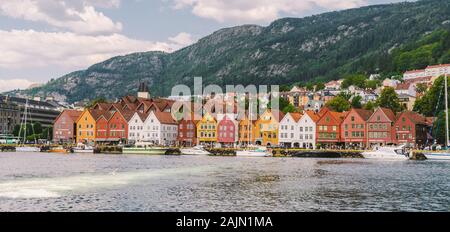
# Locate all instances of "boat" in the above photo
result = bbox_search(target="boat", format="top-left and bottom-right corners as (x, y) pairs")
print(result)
(424, 74), (450, 161)
(180, 146), (211, 155)
(423, 152), (450, 160)
(236, 146), (273, 157)
(15, 99), (41, 153)
(362, 145), (410, 160)
(72, 143), (94, 153)
(48, 146), (70, 153)
(122, 142), (169, 155)
(15, 146), (41, 153)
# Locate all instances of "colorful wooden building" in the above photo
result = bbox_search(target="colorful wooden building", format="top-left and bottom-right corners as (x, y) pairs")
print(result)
(76, 109), (101, 144)
(316, 110), (346, 148)
(53, 109), (82, 144)
(254, 110), (284, 146)
(196, 112), (217, 145)
(238, 114), (256, 146)
(341, 108), (372, 149)
(217, 115), (238, 147)
(394, 111), (431, 147)
(367, 107), (396, 147)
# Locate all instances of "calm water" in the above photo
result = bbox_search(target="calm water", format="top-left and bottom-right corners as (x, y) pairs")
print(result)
(0, 152), (448, 212)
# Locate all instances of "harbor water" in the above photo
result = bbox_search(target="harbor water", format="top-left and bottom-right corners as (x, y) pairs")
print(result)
(0, 152), (449, 212)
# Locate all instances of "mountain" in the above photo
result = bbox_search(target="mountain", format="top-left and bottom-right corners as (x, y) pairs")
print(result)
(18, 0), (450, 103)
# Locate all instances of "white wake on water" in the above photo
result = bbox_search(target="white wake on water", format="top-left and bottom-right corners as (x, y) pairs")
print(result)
(0, 165), (213, 199)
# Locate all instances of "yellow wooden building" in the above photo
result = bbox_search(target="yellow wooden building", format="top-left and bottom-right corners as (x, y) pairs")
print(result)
(238, 114), (256, 146)
(76, 109), (97, 144)
(254, 110), (284, 146)
(196, 112), (217, 145)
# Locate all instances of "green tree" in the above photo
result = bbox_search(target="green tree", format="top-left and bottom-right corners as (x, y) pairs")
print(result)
(13, 125), (21, 137)
(325, 96), (351, 112)
(414, 75), (447, 116)
(341, 74), (367, 89)
(364, 101), (375, 111)
(305, 83), (315, 91)
(315, 82), (325, 91)
(351, 96), (363, 109)
(33, 122), (42, 135)
(415, 83), (428, 95)
(85, 97), (107, 108)
(366, 80), (380, 90)
(279, 85), (291, 92)
(282, 104), (297, 114)
(376, 87), (402, 113)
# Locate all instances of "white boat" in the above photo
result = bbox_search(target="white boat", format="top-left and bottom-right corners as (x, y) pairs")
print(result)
(424, 152), (450, 160)
(362, 145), (410, 160)
(122, 142), (168, 155)
(236, 146), (273, 157)
(180, 146), (211, 155)
(15, 146), (41, 152)
(72, 143), (94, 153)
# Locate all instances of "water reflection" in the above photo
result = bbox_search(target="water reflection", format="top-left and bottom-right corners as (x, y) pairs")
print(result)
(0, 152), (448, 212)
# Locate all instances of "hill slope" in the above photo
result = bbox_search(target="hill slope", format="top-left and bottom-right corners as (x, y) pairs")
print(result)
(20, 0), (450, 103)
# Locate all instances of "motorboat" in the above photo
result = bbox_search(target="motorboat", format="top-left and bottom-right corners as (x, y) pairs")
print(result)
(122, 142), (168, 155)
(72, 143), (94, 153)
(15, 146), (41, 153)
(180, 146), (211, 155)
(236, 146), (273, 157)
(362, 145), (410, 160)
(423, 152), (450, 160)
(48, 146), (70, 153)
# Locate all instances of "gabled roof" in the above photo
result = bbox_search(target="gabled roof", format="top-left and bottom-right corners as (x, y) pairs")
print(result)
(426, 64), (450, 69)
(304, 110), (321, 122)
(54, 109), (82, 124)
(396, 111), (429, 125)
(353, 108), (373, 121)
(379, 107), (396, 122)
(153, 111), (177, 125)
(288, 112), (303, 123)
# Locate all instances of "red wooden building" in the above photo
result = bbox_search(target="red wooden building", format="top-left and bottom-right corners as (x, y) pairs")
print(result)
(217, 115), (238, 147)
(394, 111), (431, 148)
(367, 107), (397, 148)
(177, 113), (200, 147)
(53, 110), (82, 143)
(341, 108), (372, 149)
(316, 110), (347, 148)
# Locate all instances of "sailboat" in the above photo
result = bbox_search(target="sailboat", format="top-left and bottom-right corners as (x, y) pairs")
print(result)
(424, 74), (450, 160)
(15, 99), (41, 152)
(236, 103), (272, 157)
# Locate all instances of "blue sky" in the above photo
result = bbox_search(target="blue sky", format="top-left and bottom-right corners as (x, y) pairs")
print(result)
(0, 0), (411, 92)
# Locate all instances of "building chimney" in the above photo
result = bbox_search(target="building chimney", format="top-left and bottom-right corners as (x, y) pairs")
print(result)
(137, 81), (151, 99)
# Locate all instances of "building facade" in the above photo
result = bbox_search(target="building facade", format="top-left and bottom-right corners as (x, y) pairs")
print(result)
(217, 115), (238, 147)
(341, 108), (372, 149)
(196, 112), (217, 145)
(53, 110), (82, 143)
(298, 111), (320, 149)
(394, 111), (430, 147)
(76, 109), (98, 144)
(254, 110), (284, 146)
(317, 111), (346, 148)
(0, 97), (20, 135)
(278, 112), (302, 148)
(367, 107), (397, 147)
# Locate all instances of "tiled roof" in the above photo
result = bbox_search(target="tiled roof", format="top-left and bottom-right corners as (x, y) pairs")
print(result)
(353, 108), (373, 121)
(379, 107), (396, 122)
(289, 112), (303, 122)
(426, 64), (450, 69)
(397, 111), (428, 125)
(304, 110), (321, 122)
(154, 111), (177, 125)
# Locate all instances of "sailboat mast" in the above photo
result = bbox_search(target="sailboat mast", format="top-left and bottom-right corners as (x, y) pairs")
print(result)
(23, 99), (28, 143)
(445, 74), (449, 148)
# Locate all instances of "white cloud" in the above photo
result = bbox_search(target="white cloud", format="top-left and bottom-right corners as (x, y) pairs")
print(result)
(0, 0), (123, 35)
(0, 78), (37, 92)
(0, 29), (186, 71)
(172, 0), (368, 23)
(168, 32), (196, 47)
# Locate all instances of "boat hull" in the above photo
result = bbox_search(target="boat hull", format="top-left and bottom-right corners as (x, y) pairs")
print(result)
(72, 149), (94, 154)
(122, 148), (168, 155)
(362, 152), (409, 160)
(236, 151), (272, 157)
(424, 153), (450, 160)
(15, 147), (41, 152)
(180, 149), (211, 155)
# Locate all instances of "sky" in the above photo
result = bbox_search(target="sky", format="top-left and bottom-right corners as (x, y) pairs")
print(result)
(0, 0), (411, 92)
